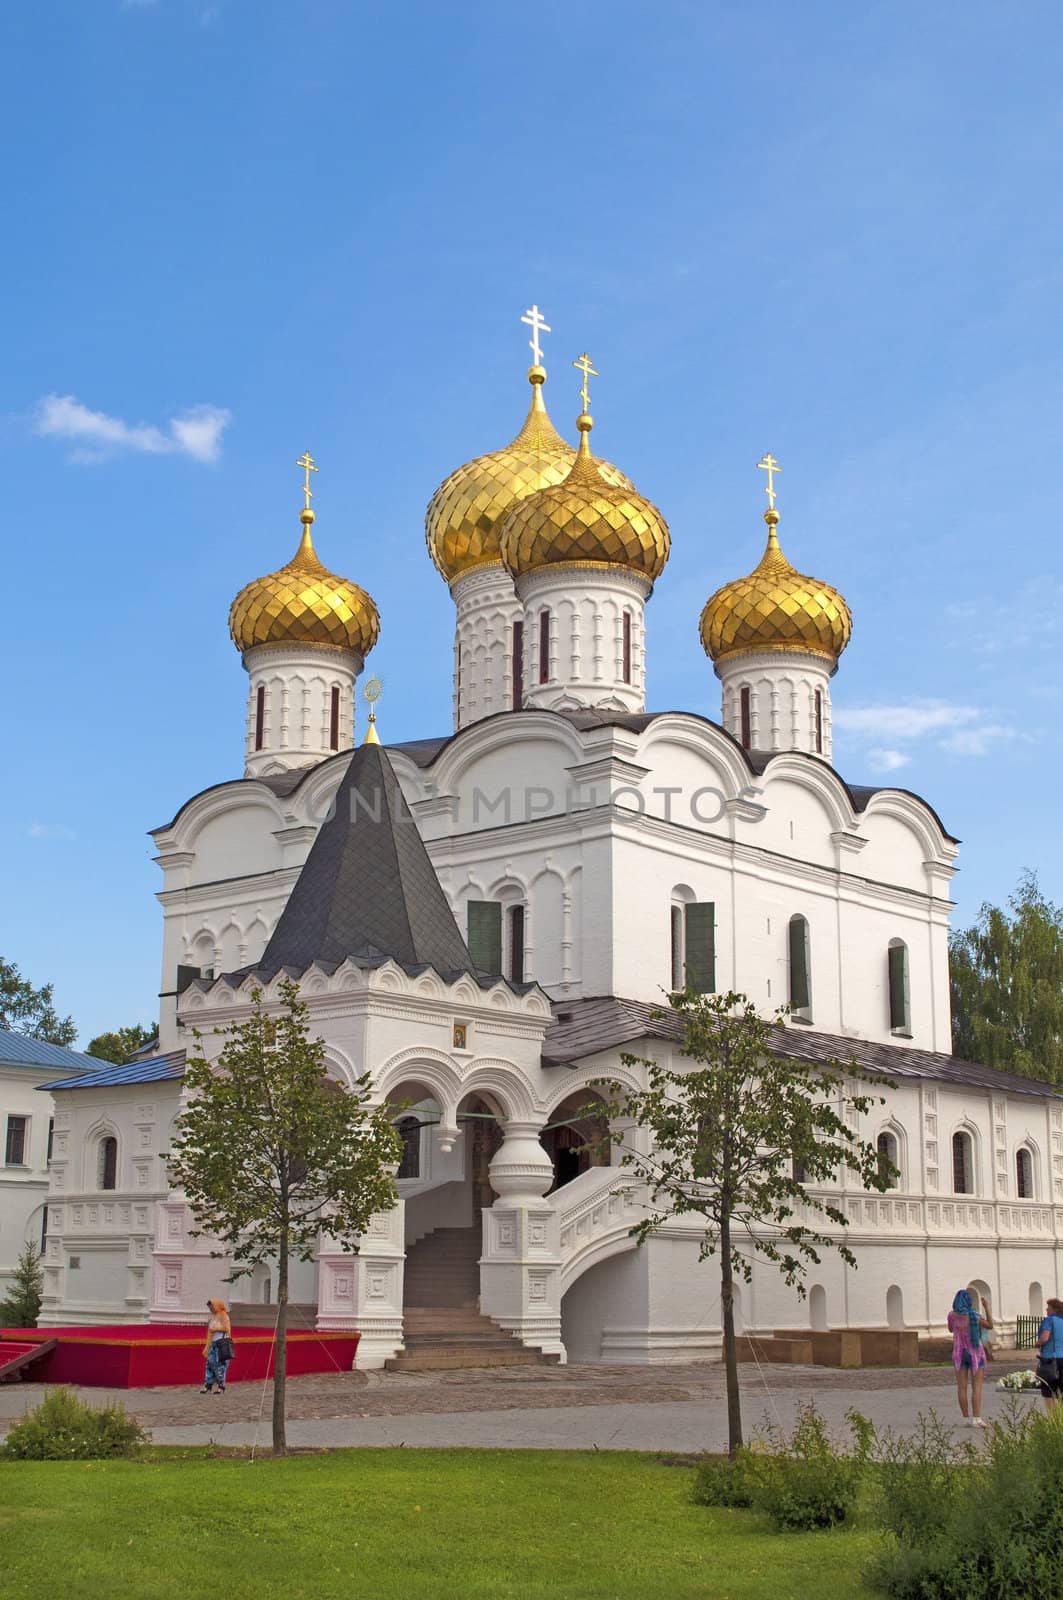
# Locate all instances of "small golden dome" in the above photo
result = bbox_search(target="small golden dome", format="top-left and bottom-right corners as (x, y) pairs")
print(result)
(229, 509), (380, 657)
(499, 413), (670, 582)
(699, 509), (851, 668)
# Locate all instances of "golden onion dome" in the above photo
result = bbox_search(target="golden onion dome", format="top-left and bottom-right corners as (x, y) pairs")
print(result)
(424, 367), (635, 583)
(499, 412), (670, 582)
(699, 509), (851, 669)
(229, 508), (380, 657)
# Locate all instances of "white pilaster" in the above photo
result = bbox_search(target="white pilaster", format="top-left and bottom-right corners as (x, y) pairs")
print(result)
(717, 649), (835, 760)
(451, 564), (523, 730)
(242, 645), (361, 778)
(516, 566), (650, 715)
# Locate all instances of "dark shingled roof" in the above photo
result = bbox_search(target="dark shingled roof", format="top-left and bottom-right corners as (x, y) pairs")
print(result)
(255, 742), (477, 978)
(541, 996), (1062, 1100)
(41, 1049), (187, 1092)
(0, 1029), (99, 1074)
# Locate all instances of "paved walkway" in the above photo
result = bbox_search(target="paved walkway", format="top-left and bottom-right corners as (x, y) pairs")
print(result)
(0, 1356), (1038, 1451)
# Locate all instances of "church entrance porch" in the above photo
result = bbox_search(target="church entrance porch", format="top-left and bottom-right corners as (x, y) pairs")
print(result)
(388, 1095), (555, 1370)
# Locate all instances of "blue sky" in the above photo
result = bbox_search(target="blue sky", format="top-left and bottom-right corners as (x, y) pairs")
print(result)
(2, 1), (1060, 1044)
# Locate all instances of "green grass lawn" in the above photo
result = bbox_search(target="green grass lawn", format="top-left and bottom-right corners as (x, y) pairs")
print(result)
(0, 1448), (879, 1600)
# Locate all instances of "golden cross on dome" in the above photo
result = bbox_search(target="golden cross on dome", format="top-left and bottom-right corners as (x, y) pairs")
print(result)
(296, 450), (319, 511)
(521, 304), (551, 366)
(757, 452), (782, 509)
(573, 351), (598, 413)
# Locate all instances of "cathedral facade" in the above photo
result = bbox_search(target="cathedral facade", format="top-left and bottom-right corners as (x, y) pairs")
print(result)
(38, 327), (1063, 1364)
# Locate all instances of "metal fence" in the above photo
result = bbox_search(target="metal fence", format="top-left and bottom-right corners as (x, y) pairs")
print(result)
(1016, 1315), (1041, 1349)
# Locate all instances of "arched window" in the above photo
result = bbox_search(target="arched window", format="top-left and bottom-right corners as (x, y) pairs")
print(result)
(952, 1130), (974, 1195)
(396, 1117), (421, 1180)
(788, 915), (812, 1020)
(538, 609), (550, 685)
(888, 940), (911, 1034)
(809, 1284), (827, 1331)
(329, 685), (340, 751)
(254, 684), (266, 751)
(814, 689), (823, 754)
(739, 686), (752, 750)
(886, 1285), (904, 1328)
(507, 904), (525, 983)
(876, 1130), (900, 1190)
(98, 1136), (118, 1192)
(511, 620), (524, 709)
(670, 894), (716, 994)
(1016, 1146), (1035, 1200)
(622, 611), (632, 684)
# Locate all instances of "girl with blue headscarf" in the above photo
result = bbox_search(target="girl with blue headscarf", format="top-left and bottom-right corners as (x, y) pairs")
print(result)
(947, 1287), (993, 1427)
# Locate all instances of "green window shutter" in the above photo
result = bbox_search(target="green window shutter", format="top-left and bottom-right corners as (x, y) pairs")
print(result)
(888, 943), (908, 1030)
(467, 900), (502, 974)
(789, 916), (810, 1011)
(684, 902), (716, 994)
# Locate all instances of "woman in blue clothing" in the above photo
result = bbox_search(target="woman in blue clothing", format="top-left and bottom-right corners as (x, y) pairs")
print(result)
(1036, 1296), (1063, 1412)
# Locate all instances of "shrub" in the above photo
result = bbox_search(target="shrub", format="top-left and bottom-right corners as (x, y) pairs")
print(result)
(748, 1404), (867, 1530)
(867, 1403), (1063, 1600)
(690, 1450), (758, 1508)
(1, 1386), (149, 1460)
(0, 1244), (43, 1328)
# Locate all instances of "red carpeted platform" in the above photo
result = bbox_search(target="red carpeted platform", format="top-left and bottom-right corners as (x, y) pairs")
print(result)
(0, 1323), (359, 1388)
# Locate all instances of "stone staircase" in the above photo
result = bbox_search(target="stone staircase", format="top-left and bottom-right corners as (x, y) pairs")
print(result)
(389, 1225), (556, 1371)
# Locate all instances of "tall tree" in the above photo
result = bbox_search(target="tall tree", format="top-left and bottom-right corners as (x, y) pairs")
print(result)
(950, 871), (1063, 1083)
(0, 958), (76, 1046)
(168, 980), (400, 1455)
(86, 1024), (157, 1066)
(594, 990), (893, 1456)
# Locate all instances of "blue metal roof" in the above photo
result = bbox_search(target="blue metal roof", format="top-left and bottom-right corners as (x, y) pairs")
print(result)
(0, 1029), (99, 1073)
(42, 1050), (186, 1091)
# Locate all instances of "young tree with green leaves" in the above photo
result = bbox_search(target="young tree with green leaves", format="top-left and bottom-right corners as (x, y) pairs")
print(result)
(950, 871), (1063, 1083)
(0, 958), (75, 1046)
(168, 980), (401, 1454)
(594, 990), (894, 1455)
(86, 1024), (156, 1066)
(0, 1243), (44, 1328)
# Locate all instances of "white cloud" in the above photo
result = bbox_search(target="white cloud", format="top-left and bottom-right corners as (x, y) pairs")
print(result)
(26, 822), (76, 840)
(866, 748), (911, 773)
(833, 702), (982, 742)
(834, 699), (1021, 764)
(35, 394), (231, 464)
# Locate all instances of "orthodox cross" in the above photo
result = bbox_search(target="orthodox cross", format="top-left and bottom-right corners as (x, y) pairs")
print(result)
(520, 304), (551, 366)
(296, 450), (319, 510)
(573, 351), (598, 413)
(757, 452), (782, 509)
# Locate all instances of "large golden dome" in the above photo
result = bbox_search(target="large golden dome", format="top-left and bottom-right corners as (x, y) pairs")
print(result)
(425, 368), (574, 583)
(229, 509), (380, 657)
(699, 509), (851, 668)
(499, 414), (670, 582)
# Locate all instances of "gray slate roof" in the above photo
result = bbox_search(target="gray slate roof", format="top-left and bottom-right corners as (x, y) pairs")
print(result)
(541, 996), (1062, 1100)
(253, 742), (477, 979)
(0, 1029), (99, 1074)
(42, 1049), (186, 1092)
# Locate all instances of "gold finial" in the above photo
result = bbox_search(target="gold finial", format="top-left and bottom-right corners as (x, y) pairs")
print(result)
(521, 304), (551, 368)
(573, 352), (598, 415)
(296, 450), (319, 513)
(757, 452), (782, 511)
(362, 676), (382, 745)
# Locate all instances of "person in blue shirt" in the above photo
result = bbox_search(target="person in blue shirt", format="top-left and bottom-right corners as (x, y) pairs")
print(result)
(1036, 1296), (1063, 1412)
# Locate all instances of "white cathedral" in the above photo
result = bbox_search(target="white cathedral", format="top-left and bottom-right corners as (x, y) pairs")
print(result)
(36, 319), (1063, 1366)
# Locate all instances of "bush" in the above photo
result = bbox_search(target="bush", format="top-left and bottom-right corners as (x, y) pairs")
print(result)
(692, 1405), (869, 1530)
(1, 1386), (149, 1460)
(690, 1450), (758, 1508)
(867, 1403), (1063, 1599)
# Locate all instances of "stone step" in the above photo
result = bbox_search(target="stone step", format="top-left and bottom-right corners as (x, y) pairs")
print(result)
(386, 1348), (551, 1371)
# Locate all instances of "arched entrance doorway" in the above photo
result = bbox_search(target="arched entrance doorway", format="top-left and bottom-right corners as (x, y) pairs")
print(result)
(541, 1092), (609, 1193)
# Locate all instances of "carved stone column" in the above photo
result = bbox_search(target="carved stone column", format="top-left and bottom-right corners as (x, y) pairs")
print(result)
(316, 1198), (405, 1369)
(479, 1120), (564, 1359)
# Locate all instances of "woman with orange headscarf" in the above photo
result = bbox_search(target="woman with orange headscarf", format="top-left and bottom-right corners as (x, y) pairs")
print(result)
(201, 1298), (233, 1394)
